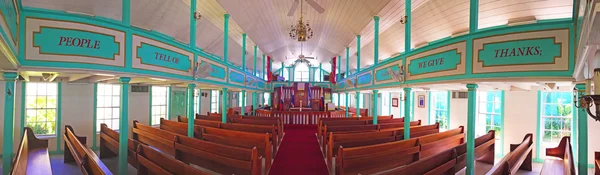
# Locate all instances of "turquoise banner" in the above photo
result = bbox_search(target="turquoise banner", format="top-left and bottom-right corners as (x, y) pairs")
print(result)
(206, 62), (226, 80)
(33, 27), (120, 59)
(376, 65), (401, 81)
(1, 0), (18, 42)
(478, 38), (561, 66)
(408, 49), (460, 75)
(258, 81), (265, 89)
(137, 43), (191, 71)
(357, 73), (371, 85)
(230, 70), (245, 84)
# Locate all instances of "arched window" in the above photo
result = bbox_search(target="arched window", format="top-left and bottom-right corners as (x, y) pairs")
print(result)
(294, 63), (309, 82)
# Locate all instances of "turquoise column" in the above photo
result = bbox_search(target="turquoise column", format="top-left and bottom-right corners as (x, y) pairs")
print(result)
(337, 55), (341, 80)
(373, 16), (380, 65)
(356, 35), (361, 73)
(223, 14), (230, 63)
(122, 0), (130, 26)
(118, 77), (131, 175)
(252, 92), (257, 115)
(405, 0), (411, 52)
(345, 93), (349, 118)
(221, 88), (228, 123)
(403, 88), (412, 139)
(187, 84), (196, 137)
(2, 72), (17, 175)
(355, 92), (360, 116)
(268, 92), (272, 106)
(241, 90), (246, 116)
(319, 63), (322, 82)
(123, 0), (132, 68)
(469, 0), (479, 33)
(576, 83), (588, 175)
(242, 33), (247, 71)
(262, 54), (266, 79)
(345, 47), (349, 76)
(466, 84), (478, 175)
(337, 93), (341, 109)
(281, 62), (284, 80)
(372, 90), (379, 124)
(253, 46), (257, 76)
(189, 0), (196, 48)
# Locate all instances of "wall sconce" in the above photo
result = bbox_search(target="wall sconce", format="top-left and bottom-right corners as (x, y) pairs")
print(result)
(400, 16), (408, 24)
(574, 68), (600, 121)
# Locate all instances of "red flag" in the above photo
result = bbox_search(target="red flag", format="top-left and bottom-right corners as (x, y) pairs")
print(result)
(331, 56), (337, 84)
(267, 56), (272, 83)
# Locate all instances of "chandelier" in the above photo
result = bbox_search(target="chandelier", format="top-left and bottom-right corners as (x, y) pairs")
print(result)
(289, 1), (313, 42)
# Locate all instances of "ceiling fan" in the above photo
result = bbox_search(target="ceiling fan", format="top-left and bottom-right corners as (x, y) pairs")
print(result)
(287, 0), (325, 16)
(297, 43), (315, 60)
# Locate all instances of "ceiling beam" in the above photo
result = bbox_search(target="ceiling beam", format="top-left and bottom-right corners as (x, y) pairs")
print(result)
(68, 74), (92, 82)
(88, 75), (117, 83)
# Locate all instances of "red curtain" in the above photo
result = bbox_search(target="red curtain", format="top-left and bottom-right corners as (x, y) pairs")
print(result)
(330, 56), (336, 84)
(267, 56), (271, 83)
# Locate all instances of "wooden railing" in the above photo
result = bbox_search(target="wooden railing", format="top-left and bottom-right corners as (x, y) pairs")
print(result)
(256, 109), (347, 125)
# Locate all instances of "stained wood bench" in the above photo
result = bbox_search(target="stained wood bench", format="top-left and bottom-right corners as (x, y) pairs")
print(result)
(317, 116), (397, 143)
(196, 114), (284, 136)
(454, 130), (496, 172)
(487, 133), (533, 175)
(326, 123), (441, 167)
(321, 120), (421, 146)
(541, 136), (575, 175)
(336, 138), (420, 175)
(178, 117), (279, 152)
(134, 120), (263, 175)
(136, 144), (210, 175)
(230, 117), (284, 140)
(63, 125), (112, 175)
(10, 127), (52, 175)
(418, 126), (465, 158)
(383, 148), (458, 175)
(99, 124), (140, 166)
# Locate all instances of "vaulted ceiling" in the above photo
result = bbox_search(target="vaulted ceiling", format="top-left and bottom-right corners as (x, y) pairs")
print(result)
(23, 0), (574, 72)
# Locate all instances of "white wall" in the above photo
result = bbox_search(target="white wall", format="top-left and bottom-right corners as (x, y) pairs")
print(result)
(449, 96), (467, 130)
(390, 92), (402, 118)
(414, 91), (429, 124)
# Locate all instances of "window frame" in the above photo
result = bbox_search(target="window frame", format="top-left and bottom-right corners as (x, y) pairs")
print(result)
(210, 90), (220, 113)
(24, 82), (60, 136)
(95, 83), (121, 132)
(476, 90), (504, 156)
(537, 91), (574, 159)
(428, 91), (450, 130)
(150, 86), (169, 125)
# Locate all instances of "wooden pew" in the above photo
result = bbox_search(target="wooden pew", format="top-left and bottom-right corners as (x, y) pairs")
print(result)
(135, 144), (210, 175)
(454, 130), (496, 172)
(383, 148), (458, 175)
(336, 138), (420, 175)
(134, 120), (263, 175)
(321, 120), (421, 146)
(317, 117), (404, 143)
(99, 124), (140, 166)
(10, 127), (52, 175)
(487, 133), (533, 175)
(196, 114), (284, 136)
(541, 136), (575, 175)
(231, 117), (284, 140)
(595, 152), (600, 175)
(326, 123), (441, 167)
(418, 126), (465, 158)
(178, 117), (279, 151)
(63, 125), (112, 175)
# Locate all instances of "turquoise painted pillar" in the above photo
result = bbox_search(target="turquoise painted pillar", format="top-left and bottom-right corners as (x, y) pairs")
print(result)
(372, 90), (379, 124)
(345, 93), (349, 118)
(118, 77), (131, 175)
(187, 84), (196, 137)
(345, 47), (349, 76)
(466, 84), (478, 175)
(223, 14), (230, 63)
(2, 72), (17, 175)
(242, 33), (247, 71)
(356, 35), (361, 73)
(241, 90), (246, 116)
(337, 55), (341, 80)
(252, 92), (257, 115)
(576, 83), (588, 175)
(405, 0), (411, 52)
(319, 63), (322, 82)
(403, 88), (412, 139)
(355, 92), (360, 116)
(469, 0), (479, 33)
(268, 92), (272, 106)
(337, 93), (341, 109)
(122, 0), (130, 26)
(189, 0), (196, 48)
(262, 54), (266, 79)
(373, 16), (380, 65)
(253, 46), (257, 76)
(221, 88), (228, 123)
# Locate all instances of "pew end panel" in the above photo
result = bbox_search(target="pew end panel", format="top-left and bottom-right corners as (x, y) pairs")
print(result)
(487, 133), (533, 175)
(383, 148), (458, 175)
(542, 136), (575, 175)
(11, 127), (52, 175)
(64, 125), (112, 175)
(136, 144), (210, 175)
(63, 125), (87, 163)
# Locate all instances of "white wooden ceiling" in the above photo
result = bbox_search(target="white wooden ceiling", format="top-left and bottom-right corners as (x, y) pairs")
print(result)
(23, 0), (573, 72)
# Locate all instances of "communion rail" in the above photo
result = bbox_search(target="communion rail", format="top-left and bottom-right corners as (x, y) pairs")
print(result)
(256, 109), (346, 125)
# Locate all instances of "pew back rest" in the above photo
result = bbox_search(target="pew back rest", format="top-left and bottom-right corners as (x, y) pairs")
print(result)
(544, 136), (575, 175)
(133, 120), (179, 156)
(419, 126), (465, 158)
(11, 127), (51, 175)
(487, 133), (533, 175)
(136, 144), (210, 175)
(382, 148), (458, 175)
(64, 125), (112, 175)
(595, 152), (600, 174)
(337, 138), (420, 175)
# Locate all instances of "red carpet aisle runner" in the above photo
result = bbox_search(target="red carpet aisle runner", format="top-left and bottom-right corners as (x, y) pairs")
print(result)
(269, 125), (329, 175)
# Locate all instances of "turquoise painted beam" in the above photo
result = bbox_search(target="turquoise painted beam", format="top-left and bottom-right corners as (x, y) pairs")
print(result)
(190, 0), (196, 48)
(345, 93), (349, 118)
(373, 16), (380, 64)
(118, 77), (131, 175)
(576, 83), (588, 175)
(403, 88), (412, 139)
(466, 84), (478, 175)
(221, 88), (228, 123)
(2, 72), (17, 175)
(241, 90), (246, 116)
(405, 0), (411, 52)
(253, 46), (257, 76)
(356, 35), (361, 73)
(345, 47), (349, 76)
(223, 14), (230, 63)
(187, 84), (196, 137)
(372, 90), (379, 124)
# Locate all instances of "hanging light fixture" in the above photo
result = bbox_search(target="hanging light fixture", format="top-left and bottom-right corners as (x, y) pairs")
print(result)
(289, 0), (313, 42)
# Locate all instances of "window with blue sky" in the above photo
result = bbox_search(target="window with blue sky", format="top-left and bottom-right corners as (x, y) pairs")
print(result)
(539, 91), (573, 157)
(477, 91), (503, 155)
